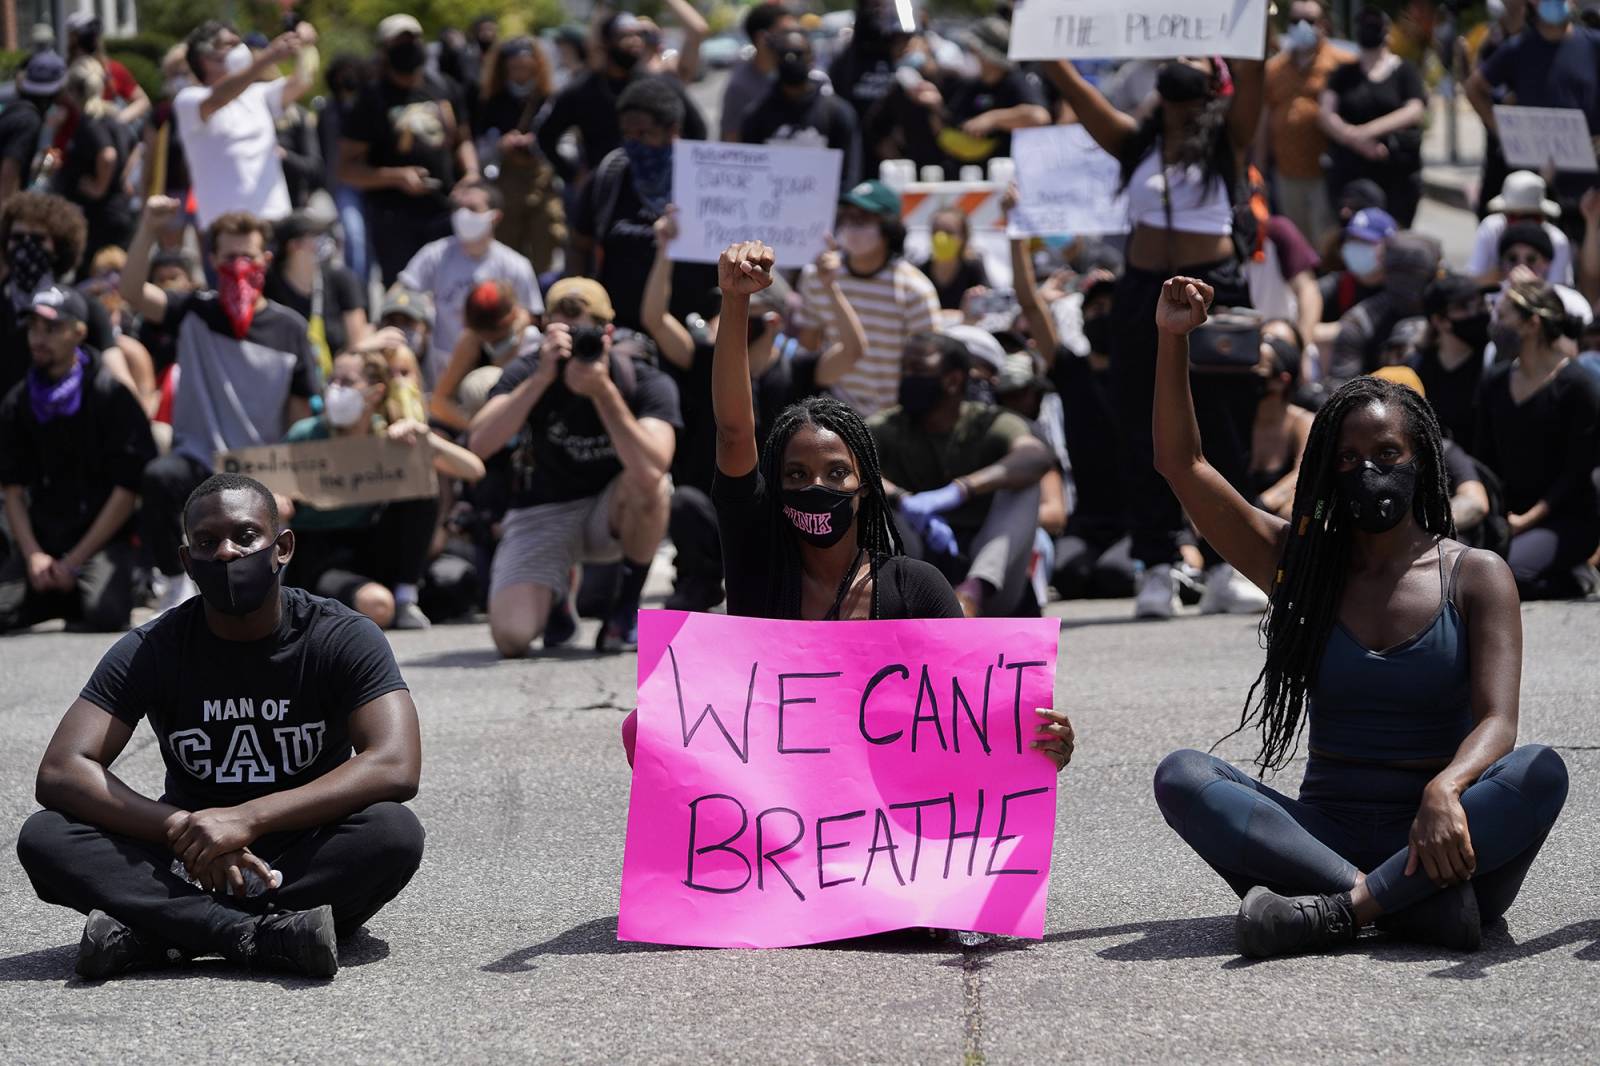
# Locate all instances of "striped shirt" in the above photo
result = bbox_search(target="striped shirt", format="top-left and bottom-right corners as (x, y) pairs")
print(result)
(794, 258), (939, 418)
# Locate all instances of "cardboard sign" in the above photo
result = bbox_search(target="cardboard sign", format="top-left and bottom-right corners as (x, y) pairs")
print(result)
(1009, 0), (1268, 61)
(669, 141), (843, 266)
(1006, 125), (1130, 238)
(217, 436), (438, 509)
(1494, 106), (1599, 174)
(619, 611), (1062, 949)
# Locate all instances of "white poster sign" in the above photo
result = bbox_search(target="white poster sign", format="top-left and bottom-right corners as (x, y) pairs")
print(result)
(1006, 125), (1129, 238)
(668, 142), (844, 266)
(1008, 0), (1268, 61)
(1494, 106), (1598, 174)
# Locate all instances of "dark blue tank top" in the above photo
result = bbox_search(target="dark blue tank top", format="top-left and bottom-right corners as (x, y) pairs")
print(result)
(1308, 546), (1473, 762)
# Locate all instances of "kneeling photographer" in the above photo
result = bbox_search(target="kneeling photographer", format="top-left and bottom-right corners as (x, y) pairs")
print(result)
(467, 278), (681, 657)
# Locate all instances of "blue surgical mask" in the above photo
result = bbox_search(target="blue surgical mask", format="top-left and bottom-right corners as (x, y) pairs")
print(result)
(1341, 241), (1381, 279)
(1285, 19), (1319, 52)
(622, 139), (674, 214)
(1537, 0), (1571, 24)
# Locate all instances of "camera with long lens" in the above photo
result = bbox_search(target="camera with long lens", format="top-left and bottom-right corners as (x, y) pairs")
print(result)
(570, 325), (607, 362)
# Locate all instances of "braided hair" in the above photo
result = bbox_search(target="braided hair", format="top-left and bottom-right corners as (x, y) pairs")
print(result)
(757, 396), (904, 619)
(1224, 377), (1456, 771)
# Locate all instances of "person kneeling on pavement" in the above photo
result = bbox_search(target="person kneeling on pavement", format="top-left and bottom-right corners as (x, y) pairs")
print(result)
(15, 474), (424, 980)
(283, 351), (486, 630)
(870, 331), (1053, 617)
(1, 286), (157, 633)
(467, 277), (680, 656)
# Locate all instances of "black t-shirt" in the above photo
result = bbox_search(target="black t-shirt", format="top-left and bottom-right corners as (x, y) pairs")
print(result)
(263, 263), (367, 356)
(915, 255), (990, 312)
(1441, 437), (1479, 493)
(738, 85), (861, 186)
(1473, 360), (1600, 518)
(827, 48), (897, 122)
(56, 114), (135, 215)
(535, 71), (708, 184)
(0, 101), (43, 174)
(0, 290), (117, 398)
(344, 75), (461, 216)
(573, 156), (720, 332)
(1413, 344), (1485, 444)
(474, 88), (545, 142)
(0, 352), (156, 555)
(666, 332), (822, 494)
(489, 344), (683, 509)
(711, 465), (962, 620)
(944, 69), (1047, 162)
(1326, 59), (1425, 165)
(79, 586), (408, 810)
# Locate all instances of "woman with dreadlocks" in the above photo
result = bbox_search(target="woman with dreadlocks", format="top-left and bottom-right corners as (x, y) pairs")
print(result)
(618, 240), (1076, 775)
(1148, 276), (1568, 960)
(1045, 51), (1269, 620)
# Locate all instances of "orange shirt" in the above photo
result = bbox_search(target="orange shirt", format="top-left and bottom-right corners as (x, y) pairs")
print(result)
(1264, 41), (1356, 180)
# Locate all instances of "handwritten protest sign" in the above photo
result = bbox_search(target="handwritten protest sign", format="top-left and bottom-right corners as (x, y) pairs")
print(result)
(619, 611), (1062, 948)
(1006, 125), (1129, 238)
(1008, 0), (1268, 61)
(217, 437), (438, 509)
(669, 141), (842, 266)
(1494, 106), (1598, 174)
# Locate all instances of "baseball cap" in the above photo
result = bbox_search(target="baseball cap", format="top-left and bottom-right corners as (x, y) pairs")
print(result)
(1383, 316), (1429, 351)
(942, 324), (1006, 376)
(66, 12), (99, 34)
(839, 180), (901, 220)
(546, 277), (617, 324)
(1338, 178), (1388, 215)
(26, 285), (89, 325)
(18, 50), (66, 96)
(1345, 208), (1398, 244)
(961, 17), (1013, 70)
(379, 286), (433, 324)
(274, 209), (332, 246)
(377, 14), (425, 43)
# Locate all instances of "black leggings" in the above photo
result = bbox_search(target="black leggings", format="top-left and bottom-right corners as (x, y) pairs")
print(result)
(1507, 514), (1600, 601)
(1110, 260), (1261, 568)
(1152, 747), (1568, 918)
(16, 802), (424, 953)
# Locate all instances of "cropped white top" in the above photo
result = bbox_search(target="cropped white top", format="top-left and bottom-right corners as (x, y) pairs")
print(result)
(1125, 150), (1234, 236)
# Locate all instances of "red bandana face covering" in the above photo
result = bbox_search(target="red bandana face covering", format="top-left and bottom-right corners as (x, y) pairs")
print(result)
(217, 258), (267, 339)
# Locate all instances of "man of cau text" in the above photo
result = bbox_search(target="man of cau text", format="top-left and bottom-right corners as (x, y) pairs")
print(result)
(16, 473), (424, 980)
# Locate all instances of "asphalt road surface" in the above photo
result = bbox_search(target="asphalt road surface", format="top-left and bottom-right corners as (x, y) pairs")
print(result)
(1, 593), (1596, 1064)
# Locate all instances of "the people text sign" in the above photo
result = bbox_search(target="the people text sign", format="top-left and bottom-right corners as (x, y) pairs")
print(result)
(1008, 0), (1268, 61)
(619, 611), (1062, 948)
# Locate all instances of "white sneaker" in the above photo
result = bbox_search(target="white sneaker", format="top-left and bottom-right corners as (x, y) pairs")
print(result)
(1199, 564), (1270, 615)
(1134, 564), (1178, 619)
(152, 572), (197, 616)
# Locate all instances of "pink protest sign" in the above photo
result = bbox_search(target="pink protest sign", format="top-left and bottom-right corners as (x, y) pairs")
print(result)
(619, 611), (1062, 948)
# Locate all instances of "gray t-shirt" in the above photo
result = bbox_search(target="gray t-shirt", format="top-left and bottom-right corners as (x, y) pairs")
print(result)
(398, 237), (544, 385)
(166, 291), (319, 466)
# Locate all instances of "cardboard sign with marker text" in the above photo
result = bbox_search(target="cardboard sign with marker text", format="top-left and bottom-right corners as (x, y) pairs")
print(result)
(217, 437), (438, 509)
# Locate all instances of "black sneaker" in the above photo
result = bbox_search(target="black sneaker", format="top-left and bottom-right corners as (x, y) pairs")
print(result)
(250, 904), (339, 978)
(1236, 886), (1359, 959)
(665, 574), (724, 613)
(543, 595), (578, 647)
(595, 616), (640, 654)
(1376, 881), (1482, 951)
(75, 910), (186, 980)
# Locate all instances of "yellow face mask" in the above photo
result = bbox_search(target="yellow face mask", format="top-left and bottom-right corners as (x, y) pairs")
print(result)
(387, 378), (428, 426)
(931, 231), (962, 264)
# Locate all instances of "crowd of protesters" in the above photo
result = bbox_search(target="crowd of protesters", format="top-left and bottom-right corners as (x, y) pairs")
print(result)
(2, 0), (1598, 656)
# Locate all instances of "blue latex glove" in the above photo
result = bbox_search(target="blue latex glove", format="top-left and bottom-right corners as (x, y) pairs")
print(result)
(900, 481), (967, 522)
(924, 515), (959, 557)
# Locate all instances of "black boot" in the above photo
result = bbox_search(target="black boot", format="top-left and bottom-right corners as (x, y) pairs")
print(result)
(1236, 886), (1359, 958)
(1376, 881), (1482, 951)
(246, 904), (339, 978)
(75, 910), (189, 980)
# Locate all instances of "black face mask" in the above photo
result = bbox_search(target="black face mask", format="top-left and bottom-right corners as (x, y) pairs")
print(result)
(967, 378), (997, 406)
(1082, 314), (1113, 356)
(6, 232), (53, 294)
(609, 45), (640, 72)
(1156, 62), (1211, 104)
(185, 540), (284, 616)
(1490, 321), (1524, 360)
(1355, 19), (1387, 49)
(1264, 335), (1301, 378)
(1448, 310), (1490, 350)
(781, 485), (856, 549)
(1339, 459), (1417, 534)
(897, 373), (945, 416)
(387, 40), (426, 75)
(78, 31), (102, 54)
(777, 55), (811, 86)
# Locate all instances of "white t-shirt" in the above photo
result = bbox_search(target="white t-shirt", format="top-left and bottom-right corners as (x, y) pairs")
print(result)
(398, 237), (544, 385)
(174, 79), (292, 229)
(1466, 214), (1573, 287)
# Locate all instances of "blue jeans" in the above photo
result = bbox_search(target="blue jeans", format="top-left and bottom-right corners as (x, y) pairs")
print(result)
(1152, 746), (1568, 918)
(334, 183), (370, 285)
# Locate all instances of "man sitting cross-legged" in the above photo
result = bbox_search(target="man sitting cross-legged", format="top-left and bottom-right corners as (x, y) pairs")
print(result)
(15, 473), (424, 980)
